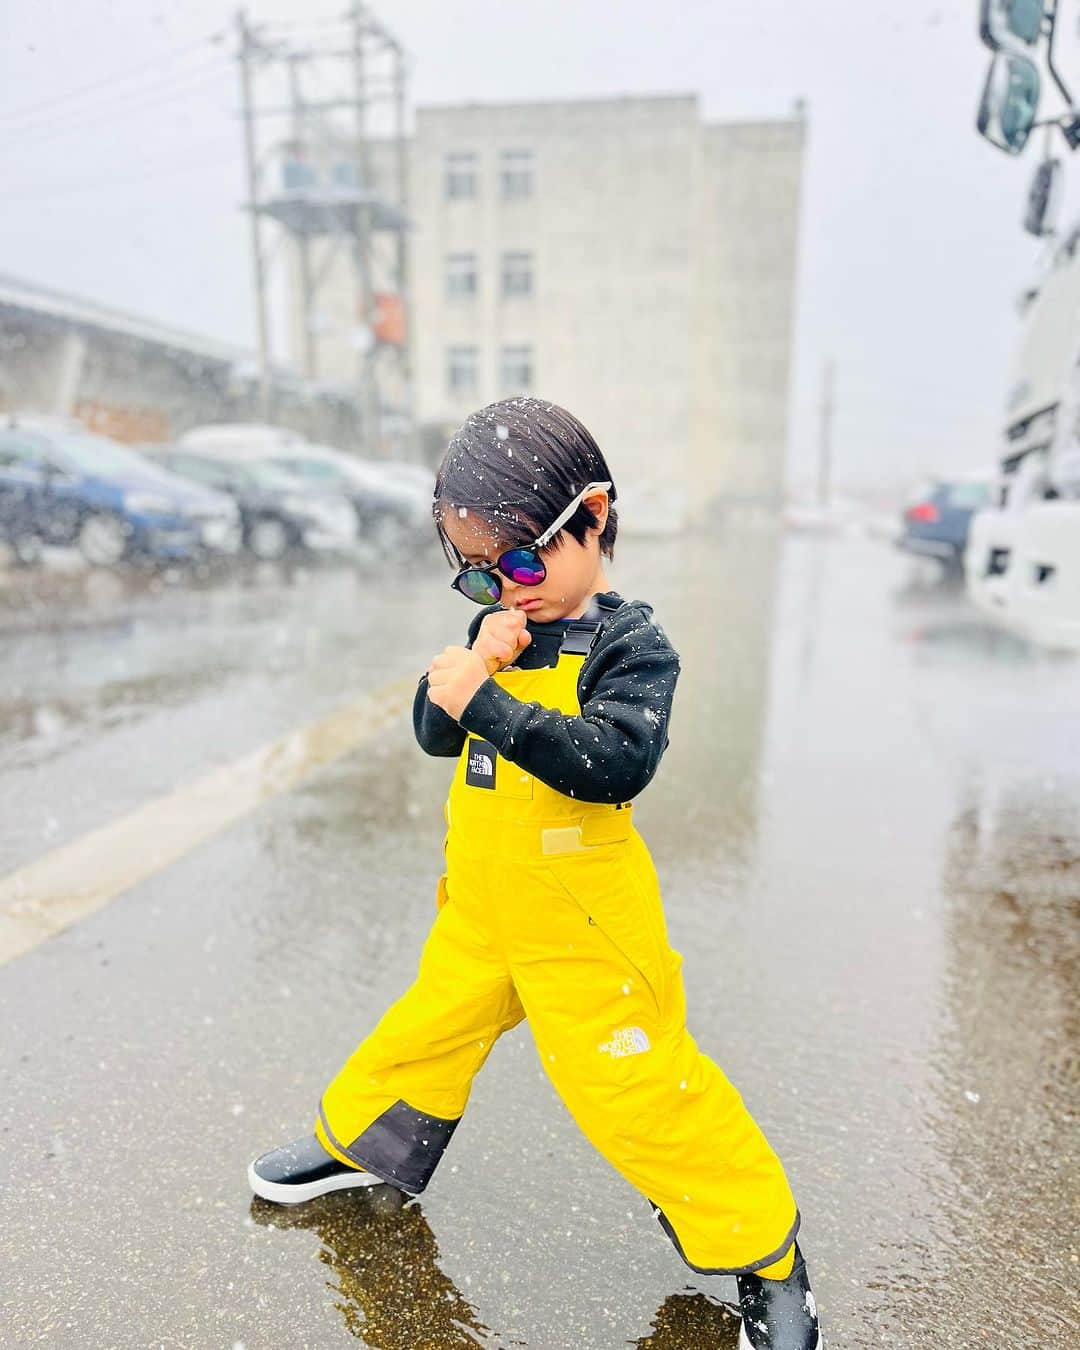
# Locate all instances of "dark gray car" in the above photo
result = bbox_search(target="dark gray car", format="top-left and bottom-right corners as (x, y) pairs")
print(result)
(141, 447), (356, 561)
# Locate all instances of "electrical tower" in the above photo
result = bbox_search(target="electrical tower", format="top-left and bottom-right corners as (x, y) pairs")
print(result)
(234, 5), (411, 457)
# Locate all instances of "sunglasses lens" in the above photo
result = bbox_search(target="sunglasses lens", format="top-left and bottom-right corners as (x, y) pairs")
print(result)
(499, 548), (546, 586)
(456, 569), (502, 605)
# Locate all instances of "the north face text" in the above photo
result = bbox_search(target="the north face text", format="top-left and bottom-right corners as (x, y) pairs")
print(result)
(598, 1026), (652, 1058)
(465, 738), (497, 789)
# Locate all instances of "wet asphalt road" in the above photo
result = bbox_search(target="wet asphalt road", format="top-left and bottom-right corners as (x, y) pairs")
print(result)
(1, 530), (1077, 1349)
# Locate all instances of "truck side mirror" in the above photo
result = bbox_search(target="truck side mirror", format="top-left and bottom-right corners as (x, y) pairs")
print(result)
(1023, 157), (1062, 236)
(977, 51), (1041, 154)
(979, 0), (1045, 49)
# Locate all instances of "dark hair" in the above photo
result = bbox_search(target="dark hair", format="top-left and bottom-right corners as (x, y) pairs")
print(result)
(433, 397), (618, 566)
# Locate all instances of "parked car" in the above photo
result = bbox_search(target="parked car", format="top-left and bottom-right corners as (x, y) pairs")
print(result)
(260, 444), (430, 549)
(141, 445), (357, 560)
(0, 417), (241, 566)
(898, 476), (993, 571)
(0, 443), (48, 565)
(178, 424), (430, 550)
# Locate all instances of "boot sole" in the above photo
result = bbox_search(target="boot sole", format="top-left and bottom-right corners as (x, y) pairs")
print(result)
(247, 1160), (389, 1205)
(738, 1326), (822, 1350)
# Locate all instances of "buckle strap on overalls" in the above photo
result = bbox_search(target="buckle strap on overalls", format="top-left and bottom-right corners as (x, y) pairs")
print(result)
(541, 594), (629, 853)
(559, 593), (622, 656)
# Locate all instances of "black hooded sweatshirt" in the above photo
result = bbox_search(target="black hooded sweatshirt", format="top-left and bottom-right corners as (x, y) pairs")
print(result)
(412, 592), (680, 805)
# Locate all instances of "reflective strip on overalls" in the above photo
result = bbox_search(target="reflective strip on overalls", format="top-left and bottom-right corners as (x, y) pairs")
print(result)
(315, 618), (800, 1274)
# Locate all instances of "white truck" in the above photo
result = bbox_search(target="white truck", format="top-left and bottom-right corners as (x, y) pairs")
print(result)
(966, 227), (1080, 648)
(968, 2), (1080, 648)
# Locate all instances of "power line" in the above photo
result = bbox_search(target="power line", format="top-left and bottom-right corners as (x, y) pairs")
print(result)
(0, 30), (227, 131)
(4, 54), (233, 139)
(4, 139), (242, 203)
(4, 59), (235, 153)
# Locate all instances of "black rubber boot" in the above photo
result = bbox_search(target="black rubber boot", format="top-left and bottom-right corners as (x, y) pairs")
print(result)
(736, 1243), (822, 1349)
(248, 1133), (387, 1205)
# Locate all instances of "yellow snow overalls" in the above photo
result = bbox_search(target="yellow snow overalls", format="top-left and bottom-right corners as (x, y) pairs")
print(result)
(315, 617), (800, 1274)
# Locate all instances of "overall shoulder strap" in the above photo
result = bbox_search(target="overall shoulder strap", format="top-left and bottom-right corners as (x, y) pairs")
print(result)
(559, 593), (623, 656)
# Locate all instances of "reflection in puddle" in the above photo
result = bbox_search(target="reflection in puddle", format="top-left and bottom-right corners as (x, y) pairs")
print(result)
(0, 553), (356, 629)
(0, 678), (412, 966)
(888, 568), (1071, 660)
(249, 1189), (520, 1348)
(630, 1289), (741, 1349)
(251, 1189), (746, 1350)
(0, 663), (239, 765)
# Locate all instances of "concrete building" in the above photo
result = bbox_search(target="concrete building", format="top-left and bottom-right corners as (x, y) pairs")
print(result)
(292, 94), (805, 521)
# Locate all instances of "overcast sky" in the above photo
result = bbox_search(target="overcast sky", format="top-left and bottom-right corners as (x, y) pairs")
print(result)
(4, 1), (1077, 495)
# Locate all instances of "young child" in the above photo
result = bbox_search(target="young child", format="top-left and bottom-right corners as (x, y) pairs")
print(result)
(249, 398), (822, 1350)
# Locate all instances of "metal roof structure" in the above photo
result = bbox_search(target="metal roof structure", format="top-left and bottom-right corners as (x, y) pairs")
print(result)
(0, 270), (250, 367)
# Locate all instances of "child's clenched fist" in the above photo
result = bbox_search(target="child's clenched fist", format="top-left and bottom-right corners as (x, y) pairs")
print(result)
(472, 608), (532, 674)
(426, 645), (490, 720)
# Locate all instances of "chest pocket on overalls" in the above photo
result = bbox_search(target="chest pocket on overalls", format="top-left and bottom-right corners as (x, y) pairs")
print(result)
(463, 735), (534, 800)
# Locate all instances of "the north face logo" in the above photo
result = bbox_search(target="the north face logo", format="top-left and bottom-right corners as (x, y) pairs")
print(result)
(598, 1026), (651, 1058)
(465, 738), (497, 789)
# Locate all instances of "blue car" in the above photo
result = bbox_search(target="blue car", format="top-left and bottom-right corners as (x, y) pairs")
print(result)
(0, 417), (241, 565)
(0, 448), (46, 565)
(898, 476), (993, 571)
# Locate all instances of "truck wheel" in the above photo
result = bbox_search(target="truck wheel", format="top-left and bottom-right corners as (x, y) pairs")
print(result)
(78, 514), (128, 567)
(248, 517), (290, 560)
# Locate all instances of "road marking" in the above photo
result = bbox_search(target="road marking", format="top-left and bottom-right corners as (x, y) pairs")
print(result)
(0, 675), (416, 967)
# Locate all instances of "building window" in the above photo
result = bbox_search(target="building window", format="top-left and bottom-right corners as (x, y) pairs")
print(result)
(445, 151), (477, 200)
(445, 253), (478, 299)
(500, 344), (533, 394)
(501, 251), (533, 298)
(447, 346), (479, 397)
(499, 149), (533, 200)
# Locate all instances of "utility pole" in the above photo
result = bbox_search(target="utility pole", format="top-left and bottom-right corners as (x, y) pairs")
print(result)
(392, 37), (413, 442)
(236, 9), (272, 416)
(818, 360), (834, 508)
(287, 52), (317, 380)
(351, 1), (380, 454)
(232, 5), (411, 455)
